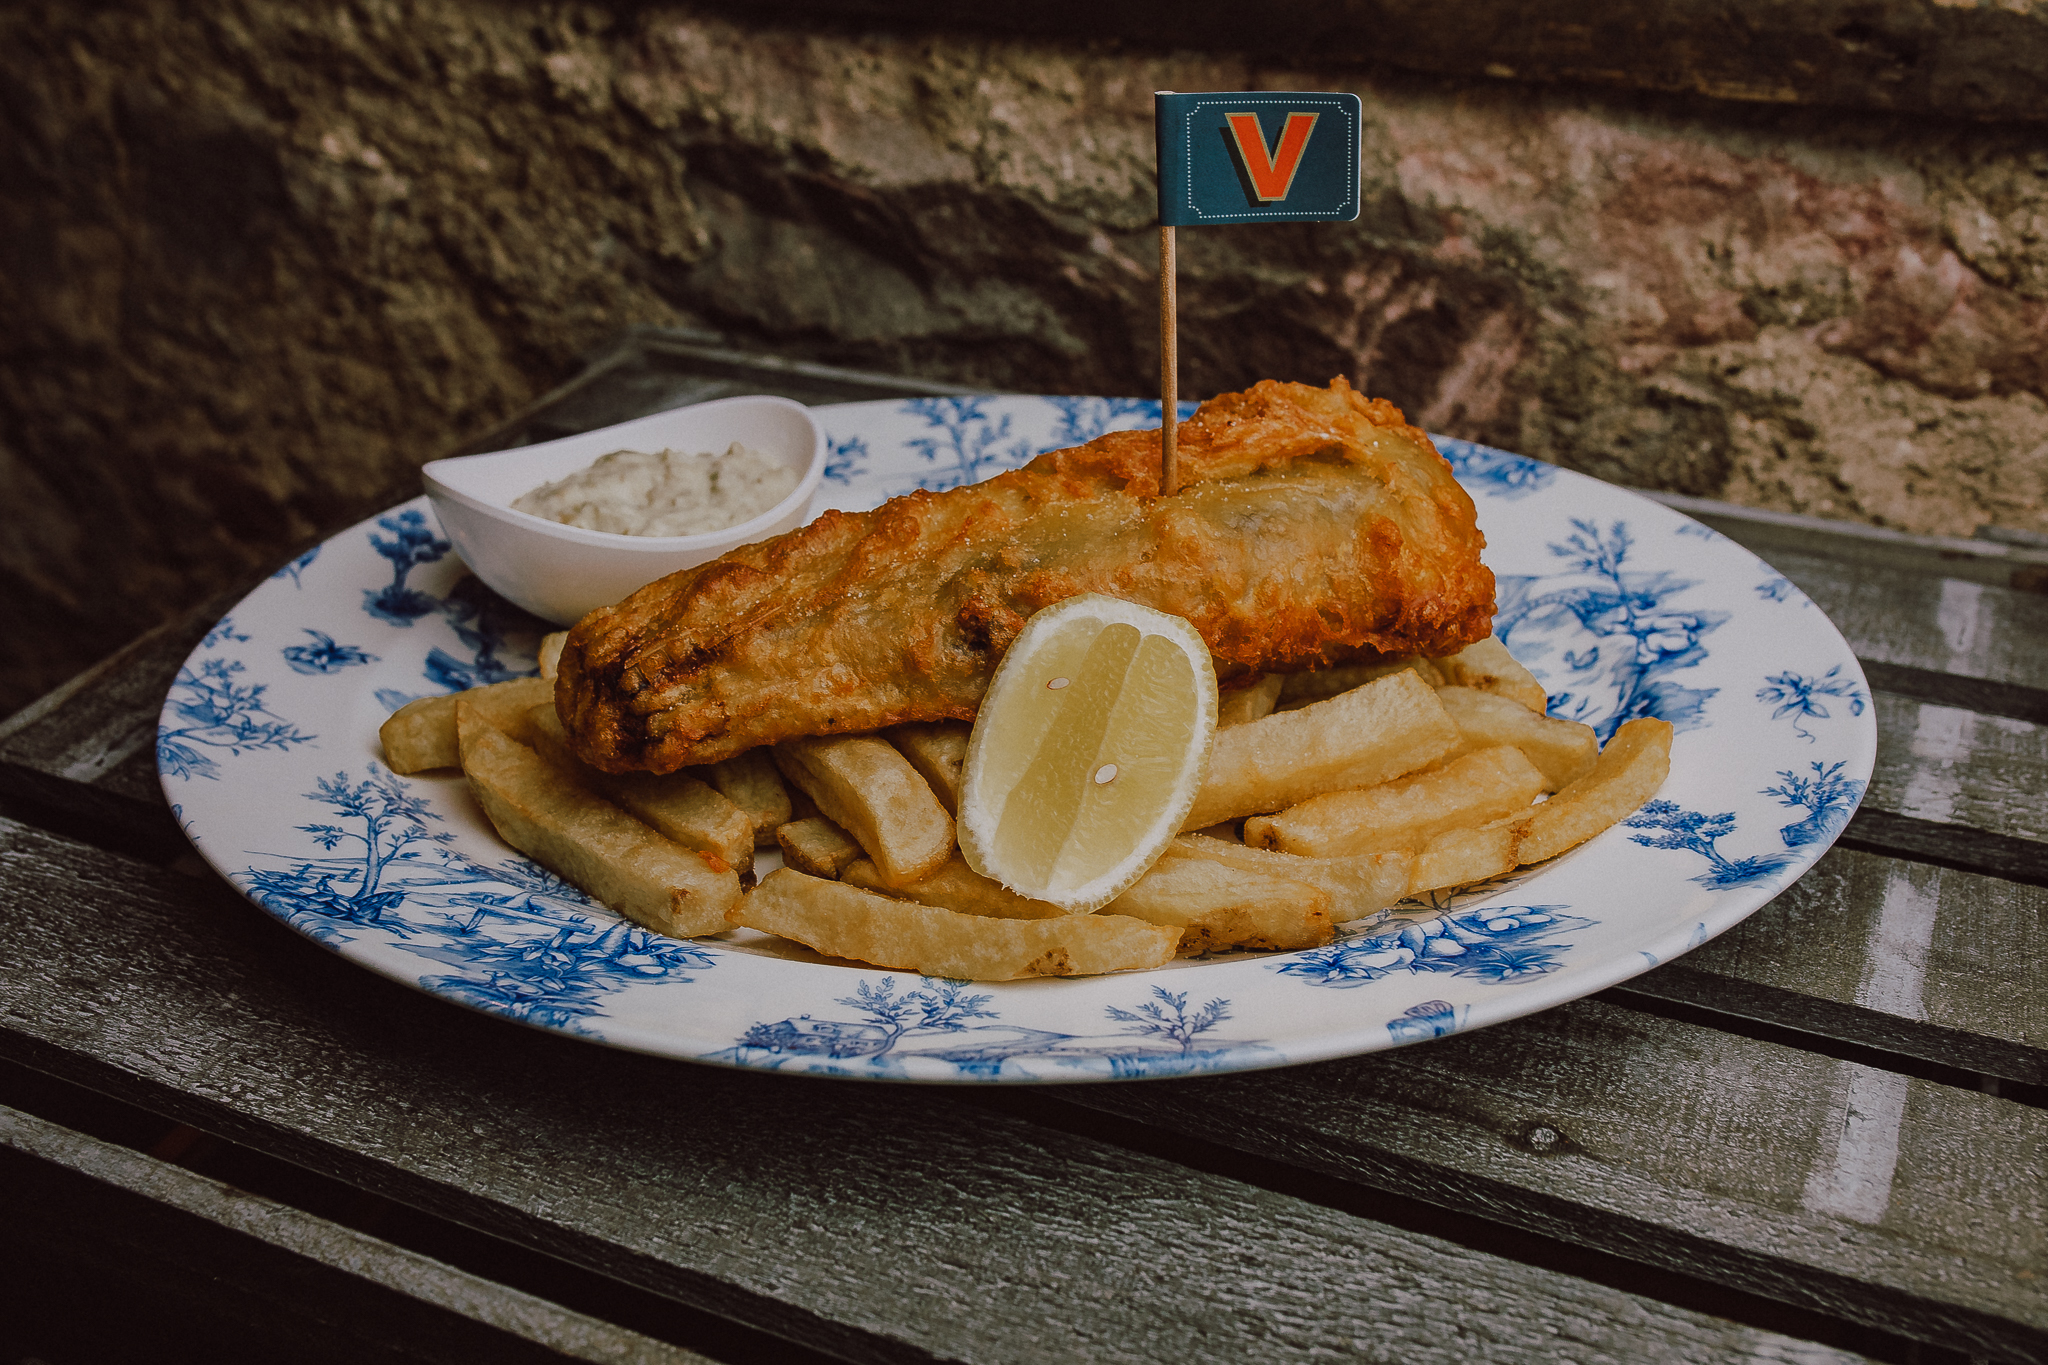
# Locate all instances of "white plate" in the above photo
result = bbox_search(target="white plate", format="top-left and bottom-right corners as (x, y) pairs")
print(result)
(160, 395), (1877, 1083)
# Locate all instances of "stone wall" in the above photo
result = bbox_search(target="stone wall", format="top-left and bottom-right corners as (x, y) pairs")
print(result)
(760, 0), (2048, 122)
(3, 1), (2045, 712)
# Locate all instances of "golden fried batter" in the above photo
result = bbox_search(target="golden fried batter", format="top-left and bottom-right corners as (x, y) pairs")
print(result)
(558, 378), (1495, 773)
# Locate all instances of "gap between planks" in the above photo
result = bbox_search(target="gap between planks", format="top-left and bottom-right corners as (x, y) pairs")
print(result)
(2, 1102), (714, 1365)
(1861, 662), (2048, 728)
(1839, 810), (2048, 890)
(1600, 973), (2046, 1098)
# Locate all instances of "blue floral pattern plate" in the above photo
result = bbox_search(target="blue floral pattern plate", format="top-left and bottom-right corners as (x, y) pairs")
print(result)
(161, 396), (1877, 1082)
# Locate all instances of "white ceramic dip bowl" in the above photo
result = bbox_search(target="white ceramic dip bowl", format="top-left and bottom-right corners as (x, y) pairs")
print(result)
(422, 394), (825, 625)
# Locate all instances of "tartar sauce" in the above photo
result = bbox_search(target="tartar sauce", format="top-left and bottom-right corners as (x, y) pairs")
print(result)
(512, 443), (798, 537)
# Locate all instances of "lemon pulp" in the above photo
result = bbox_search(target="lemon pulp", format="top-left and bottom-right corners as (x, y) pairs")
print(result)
(958, 595), (1217, 911)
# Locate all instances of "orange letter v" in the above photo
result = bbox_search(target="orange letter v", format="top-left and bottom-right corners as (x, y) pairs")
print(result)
(1223, 112), (1320, 203)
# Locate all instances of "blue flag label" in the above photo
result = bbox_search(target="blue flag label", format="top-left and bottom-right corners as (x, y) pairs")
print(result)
(1156, 91), (1362, 226)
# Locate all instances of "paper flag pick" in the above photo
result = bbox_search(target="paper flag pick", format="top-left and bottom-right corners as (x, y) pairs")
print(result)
(1156, 91), (1362, 226)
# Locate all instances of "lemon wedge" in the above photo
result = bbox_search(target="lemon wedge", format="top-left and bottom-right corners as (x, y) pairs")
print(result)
(957, 594), (1218, 912)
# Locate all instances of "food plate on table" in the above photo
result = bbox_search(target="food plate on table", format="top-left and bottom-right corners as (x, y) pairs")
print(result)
(160, 394), (1877, 1083)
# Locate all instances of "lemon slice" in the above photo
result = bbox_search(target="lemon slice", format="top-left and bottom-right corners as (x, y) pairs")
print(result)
(957, 594), (1218, 912)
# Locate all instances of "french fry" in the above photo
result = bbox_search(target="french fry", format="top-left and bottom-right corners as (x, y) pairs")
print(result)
(1242, 746), (1547, 858)
(1276, 656), (1424, 708)
(380, 693), (461, 773)
(526, 705), (753, 875)
(1403, 822), (1519, 896)
(773, 735), (955, 887)
(843, 854), (1073, 919)
(454, 676), (553, 764)
(733, 868), (1178, 979)
(885, 721), (970, 814)
(1429, 636), (1547, 713)
(1166, 835), (1412, 921)
(1273, 637), (1544, 715)
(463, 727), (740, 936)
(1435, 686), (1597, 790)
(1107, 856), (1333, 954)
(522, 703), (594, 774)
(778, 817), (866, 879)
(1183, 670), (1460, 829)
(1406, 717), (1673, 894)
(1514, 717), (1673, 863)
(1217, 673), (1285, 727)
(537, 631), (569, 681)
(698, 749), (793, 846)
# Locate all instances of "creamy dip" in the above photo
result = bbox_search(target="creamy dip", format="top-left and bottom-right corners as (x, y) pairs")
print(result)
(512, 443), (798, 537)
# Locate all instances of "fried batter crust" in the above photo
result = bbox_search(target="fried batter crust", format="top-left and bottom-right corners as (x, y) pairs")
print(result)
(558, 378), (1495, 773)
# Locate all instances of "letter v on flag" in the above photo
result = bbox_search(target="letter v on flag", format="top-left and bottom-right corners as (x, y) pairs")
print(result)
(1223, 112), (1318, 201)
(1156, 92), (1361, 226)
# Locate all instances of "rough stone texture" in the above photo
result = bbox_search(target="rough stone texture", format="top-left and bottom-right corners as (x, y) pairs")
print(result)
(2, 1), (2046, 714)
(758, 0), (2048, 123)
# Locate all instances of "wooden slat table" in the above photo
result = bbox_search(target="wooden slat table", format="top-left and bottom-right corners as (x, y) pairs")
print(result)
(3, 336), (2042, 1365)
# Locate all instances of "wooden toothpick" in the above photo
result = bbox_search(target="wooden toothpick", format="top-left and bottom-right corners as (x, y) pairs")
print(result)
(1159, 224), (1179, 496)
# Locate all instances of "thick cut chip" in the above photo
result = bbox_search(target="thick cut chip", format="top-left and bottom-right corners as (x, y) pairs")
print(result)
(1274, 636), (1543, 715)
(1512, 718), (1673, 863)
(380, 693), (461, 773)
(1217, 674), (1284, 728)
(1107, 856), (1332, 954)
(1184, 670), (1459, 830)
(957, 594), (1218, 912)
(1406, 718), (1673, 894)
(1404, 823), (1520, 896)
(843, 855), (1072, 920)
(464, 727), (740, 935)
(1242, 746), (1547, 858)
(454, 676), (553, 764)
(886, 721), (970, 814)
(777, 817), (866, 879)
(1435, 686), (1597, 791)
(1167, 835), (1411, 922)
(774, 735), (955, 887)
(537, 631), (569, 681)
(733, 868), (1178, 980)
(606, 773), (753, 877)
(1429, 636), (1547, 713)
(1276, 656), (1423, 708)
(527, 705), (753, 874)
(699, 749), (792, 845)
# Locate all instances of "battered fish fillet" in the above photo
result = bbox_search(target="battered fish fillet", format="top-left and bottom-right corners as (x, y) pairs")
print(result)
(559, 378), (1495, 774)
